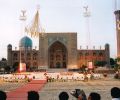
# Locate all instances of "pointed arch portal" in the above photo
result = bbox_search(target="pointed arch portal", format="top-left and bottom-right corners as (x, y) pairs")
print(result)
(48, 41), (67, 68)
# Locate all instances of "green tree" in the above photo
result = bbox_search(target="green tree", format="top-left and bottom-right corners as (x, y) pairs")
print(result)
(1, 58), (7, 61)
(116, 57), (120, 62)
(80, 65), (87, 72)
(5, 66), (11, 72)
(110, 58), (115, 68)
(114, 57), (120, 70)
(94, 60), (107, 67)
(13, 62), (19, 72)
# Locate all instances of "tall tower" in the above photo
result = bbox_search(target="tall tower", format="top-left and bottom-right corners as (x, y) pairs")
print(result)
(19, 10), (27, 72)
(19, 10), (27, 37)
(114, 10), (120, 57)
(114, 0), (120, 57)
(105, 44), (110, 67)
(83, 6), (91, 49)
(7, 44), (12, 66)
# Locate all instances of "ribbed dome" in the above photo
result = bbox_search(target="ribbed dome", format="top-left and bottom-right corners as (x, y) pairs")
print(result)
(19, 36), (32, 47)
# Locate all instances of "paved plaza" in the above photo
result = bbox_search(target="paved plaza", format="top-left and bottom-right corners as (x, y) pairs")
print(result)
(0, 74), (120, 100)
(39, 74), (120, 100)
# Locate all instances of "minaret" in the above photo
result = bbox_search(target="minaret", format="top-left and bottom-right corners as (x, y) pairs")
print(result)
(83, 6), (91, 49)
(114, 10), (120, 57)
(19, 10), (27, 63)
(19, 10), (27, 37)
(105, 44), (110, 67)
(114, 0), (120, 57)
(19, 10), (27, 72)
(7, 44), (12, 66)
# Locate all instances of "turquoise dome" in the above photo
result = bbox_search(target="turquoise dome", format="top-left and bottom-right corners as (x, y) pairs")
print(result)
(19, 36), (32, 47)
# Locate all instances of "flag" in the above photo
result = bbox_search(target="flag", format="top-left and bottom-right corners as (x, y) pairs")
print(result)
(25, 10), (42, 37)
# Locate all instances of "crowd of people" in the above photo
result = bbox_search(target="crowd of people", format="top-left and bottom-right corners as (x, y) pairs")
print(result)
(59, 87), (120, 100)
(0, 87), (119, 100)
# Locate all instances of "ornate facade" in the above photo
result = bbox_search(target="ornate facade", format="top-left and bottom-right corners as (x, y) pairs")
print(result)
(7, 32), (110, 71)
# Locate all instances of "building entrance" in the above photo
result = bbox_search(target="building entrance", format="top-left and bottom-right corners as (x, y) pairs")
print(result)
(48, 41), (67, 68)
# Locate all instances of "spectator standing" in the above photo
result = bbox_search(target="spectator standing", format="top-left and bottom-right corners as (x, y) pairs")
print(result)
(28, 91), (39, 100)
(59, 91), (69, 100)
(87, 92), (101, 100)
(0, 90), (7, 100)
(111, 87), (120, 100)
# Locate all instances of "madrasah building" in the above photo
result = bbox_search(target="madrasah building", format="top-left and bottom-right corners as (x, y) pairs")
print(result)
(7, 9), (110, 71)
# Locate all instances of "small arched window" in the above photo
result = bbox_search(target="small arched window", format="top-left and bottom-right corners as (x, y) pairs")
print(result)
(14, 53), (18, 57)
(99, 52), (103, 56)
(93, 52), (96, 56)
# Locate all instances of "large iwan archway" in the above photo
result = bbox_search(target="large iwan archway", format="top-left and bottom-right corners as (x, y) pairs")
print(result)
(48, 41), (67, 68)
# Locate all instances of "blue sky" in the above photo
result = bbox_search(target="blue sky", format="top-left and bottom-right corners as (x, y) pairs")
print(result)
(0, 0), (119, 59)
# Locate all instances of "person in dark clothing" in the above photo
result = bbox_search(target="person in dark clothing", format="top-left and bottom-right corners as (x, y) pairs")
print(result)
(111, 87), (120, 100)
(28, 91), (39, 100)
(0, 90), (7, 100)
(59, 91), (69, 100)
(88, 92), (101, 100)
